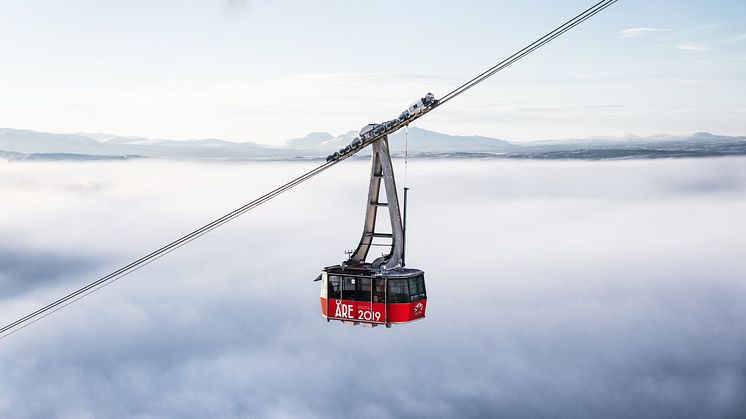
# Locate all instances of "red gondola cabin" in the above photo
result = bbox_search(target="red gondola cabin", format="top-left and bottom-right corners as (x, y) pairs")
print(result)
(320, 265), (426, 327)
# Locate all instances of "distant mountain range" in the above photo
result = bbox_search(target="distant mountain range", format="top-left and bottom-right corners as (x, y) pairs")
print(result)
(1, 127), (745, 161)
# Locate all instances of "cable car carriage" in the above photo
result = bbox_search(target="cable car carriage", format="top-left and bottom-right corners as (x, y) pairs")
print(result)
(320, 266), (426, 326)
(317, 134), (426, 327)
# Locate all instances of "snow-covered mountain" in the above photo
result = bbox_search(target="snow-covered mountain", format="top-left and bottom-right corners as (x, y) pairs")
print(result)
(281, 127), (515, 153)
(1, 127), (745, 161)
(0, 128), (289, 159)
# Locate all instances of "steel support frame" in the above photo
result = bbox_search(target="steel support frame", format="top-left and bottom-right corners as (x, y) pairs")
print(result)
(348, 136), (404, 269)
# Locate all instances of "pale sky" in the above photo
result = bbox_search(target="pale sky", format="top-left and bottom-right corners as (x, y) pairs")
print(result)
(1, 0), (745, 145)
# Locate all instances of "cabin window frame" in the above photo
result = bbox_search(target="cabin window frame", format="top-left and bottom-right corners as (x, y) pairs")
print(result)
(356, 277), (372, 302)
(387, 278), (410, 303)
(341, 276), (356, 300)
(328, 275), (342, 299)
(408, 274), (427, 302)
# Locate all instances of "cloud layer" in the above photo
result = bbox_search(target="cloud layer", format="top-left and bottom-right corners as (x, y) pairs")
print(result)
(619, 27), (669, 38)
(1, 157), (745, 418)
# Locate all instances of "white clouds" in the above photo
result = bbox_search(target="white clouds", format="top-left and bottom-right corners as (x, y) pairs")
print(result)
(618, 26), (716, 52)
(724, 33), (746, 43)
(1, 158), (746, 417)
(674, 43), (712, 51)
(619, 27), (669, 38)
(621, 25), (745, 53)
(696, 23), (724, 30)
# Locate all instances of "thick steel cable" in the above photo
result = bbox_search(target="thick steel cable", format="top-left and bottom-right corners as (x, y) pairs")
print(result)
(0, 0), (619, 340)
(439, 0), (615, 103)
(439, 0), (618, 105)
(0, 157), (342, 339)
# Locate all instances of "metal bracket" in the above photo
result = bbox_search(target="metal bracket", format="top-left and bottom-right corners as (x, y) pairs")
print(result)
(347, 136), (404, 270)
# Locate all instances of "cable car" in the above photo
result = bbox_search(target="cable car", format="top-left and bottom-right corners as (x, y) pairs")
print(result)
(317, 134), (426, 327)
(319, 266), (426, 326)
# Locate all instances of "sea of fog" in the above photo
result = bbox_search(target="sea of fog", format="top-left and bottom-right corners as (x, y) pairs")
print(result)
(1, 157), (745, 418)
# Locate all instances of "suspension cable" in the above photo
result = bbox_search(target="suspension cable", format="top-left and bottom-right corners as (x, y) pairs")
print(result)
(0, 0), (620, 340)
(439, 0), (618, 105)
(0, 157), (346, 340)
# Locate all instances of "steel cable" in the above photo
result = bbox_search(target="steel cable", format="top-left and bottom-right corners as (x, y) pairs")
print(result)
(0, 158), (344, 339)
(0, 0), (619, 340)
(439, 0), (618, 105)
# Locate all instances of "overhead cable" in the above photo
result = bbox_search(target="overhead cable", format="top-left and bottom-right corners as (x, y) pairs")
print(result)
(0, 158), (343, 340)
(438, 0), (618, 105)
(0, 0), (619, 340)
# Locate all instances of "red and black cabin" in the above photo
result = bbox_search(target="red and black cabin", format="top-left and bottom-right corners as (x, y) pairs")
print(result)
(320, 265), (426, 327)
